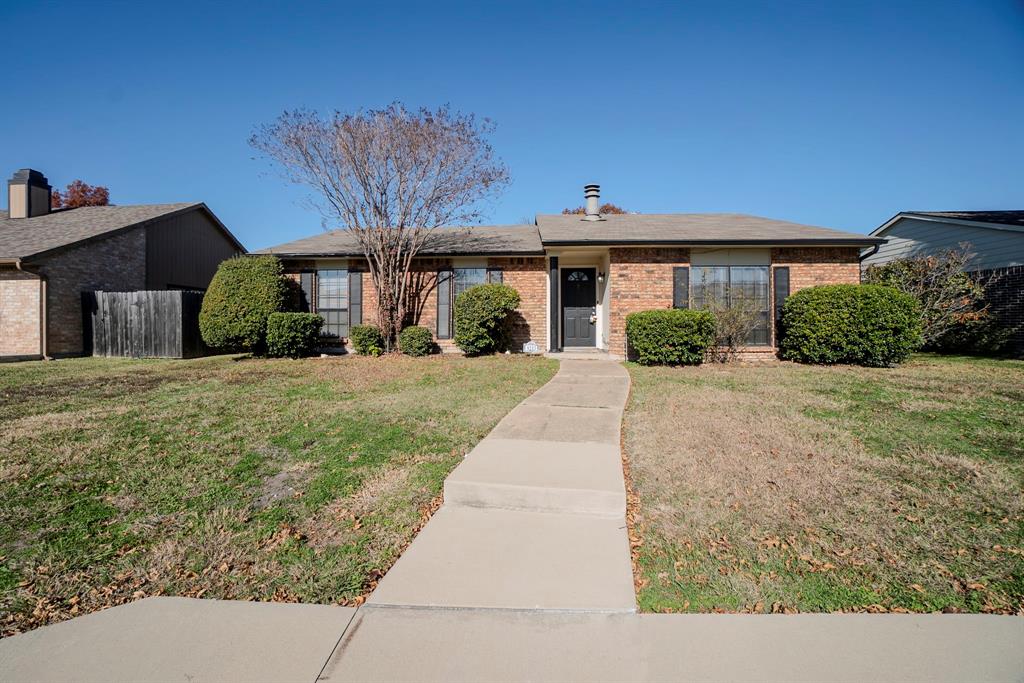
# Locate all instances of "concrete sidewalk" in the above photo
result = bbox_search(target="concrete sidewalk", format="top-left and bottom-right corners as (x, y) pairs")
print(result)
(367, 358), (636, 612)
(2, 598), (1020, 682)
(323, 607), (1024, 683)
(0, 597), (355, 683)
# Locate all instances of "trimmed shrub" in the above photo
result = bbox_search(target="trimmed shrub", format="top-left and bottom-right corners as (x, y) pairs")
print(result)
(200, 255), (288, 353)
(399, 325), (434, 357)
(779, 284), (923, 367)
(453, 284), (521, 355)
(266, 312), (323, 358)
(349, 324), (385, 356)
(625, 309), (716, 365)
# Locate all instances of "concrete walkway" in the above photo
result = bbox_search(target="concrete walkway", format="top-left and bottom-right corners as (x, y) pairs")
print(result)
(2, 358), (1022, 682)
(368, 358), (636, 611)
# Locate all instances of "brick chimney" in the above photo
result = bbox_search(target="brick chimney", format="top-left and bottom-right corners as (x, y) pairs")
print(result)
(7, 169), (51, 218)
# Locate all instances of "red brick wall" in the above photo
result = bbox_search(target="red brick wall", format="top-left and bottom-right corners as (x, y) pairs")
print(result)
(771, 247), (861, 293)
(607, 248), (690, 356)
(974, 265), (1024, 357)
(39, 228), (147, 356)
(489, 257), (546, 350)
(283, 256), (545, 352)
(0, 268), (42, 357)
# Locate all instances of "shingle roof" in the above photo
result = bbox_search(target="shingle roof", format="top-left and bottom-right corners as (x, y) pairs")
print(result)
(536, 213), (883, 246)
(257, 225), (545, 256)
(0, 203), (209, 260)
(905, 211), (1024, 228)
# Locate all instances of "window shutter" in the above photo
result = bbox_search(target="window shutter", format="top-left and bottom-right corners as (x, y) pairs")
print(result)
(773, 267), (790, 345)
(436, 270), (452, 339)
(487, 268), (503, 284)
(672, 266), (690, 309)
(349, 271), (362, 327)
(299, 271), (313, 313)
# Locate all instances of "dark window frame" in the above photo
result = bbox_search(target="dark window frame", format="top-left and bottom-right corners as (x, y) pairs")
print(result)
(773, 266), (790, 346)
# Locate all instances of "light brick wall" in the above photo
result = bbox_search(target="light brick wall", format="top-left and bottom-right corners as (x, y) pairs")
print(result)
(40, 228), (147, 356)
(771, 247), (861, 293)
(607, 247), (691, 356)
(0, 268), (42, 357)
(489, 257), (546, 350)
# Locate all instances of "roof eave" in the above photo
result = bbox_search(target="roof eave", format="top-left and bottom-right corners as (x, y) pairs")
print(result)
(872, 212), (1024, 236)
(541, 238), (885, 247)
(264, 250), (547, 258)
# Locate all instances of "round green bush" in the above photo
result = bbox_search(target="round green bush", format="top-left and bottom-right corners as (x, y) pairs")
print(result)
(779, 284), (923, 367)
(349, 324), (385, 356)
(453, 284), (521, 355)
(399, 325), (434, 357)
(625, 309), (716, 365)
(266, 312), (324, 358)
(200, 255), (288, 353)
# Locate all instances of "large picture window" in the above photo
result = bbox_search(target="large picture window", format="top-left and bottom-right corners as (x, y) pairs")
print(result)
(317, 269), (349, 338)
(691, 265), (770, 345)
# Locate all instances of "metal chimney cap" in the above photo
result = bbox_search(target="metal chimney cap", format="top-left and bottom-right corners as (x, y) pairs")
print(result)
(582, 183), (603, 221)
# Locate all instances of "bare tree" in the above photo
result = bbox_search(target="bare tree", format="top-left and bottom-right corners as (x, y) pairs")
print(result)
(863, 244), (989, 347)
(697, 281), (763, 362)
(251, 103), (510, 349)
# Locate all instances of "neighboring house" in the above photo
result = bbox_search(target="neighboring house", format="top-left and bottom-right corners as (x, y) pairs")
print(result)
(862, 211), (1024, 355)
(0, 169), (245, 360)
(258, 185), (881, 358)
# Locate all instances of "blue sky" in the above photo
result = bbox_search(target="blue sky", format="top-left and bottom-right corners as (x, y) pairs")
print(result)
(1, 1), (1021, 250)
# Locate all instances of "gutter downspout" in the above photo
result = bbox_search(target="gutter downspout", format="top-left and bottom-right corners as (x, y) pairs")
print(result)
(11, 259), (50, 360)
(858, 244), (880, 262)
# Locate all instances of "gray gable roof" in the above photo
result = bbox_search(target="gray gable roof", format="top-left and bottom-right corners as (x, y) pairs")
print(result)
(257, 225), (545, 257)
(901, 211), (1024, 230)
(536, 213), (882, 246)
(0, 203), (243, 261)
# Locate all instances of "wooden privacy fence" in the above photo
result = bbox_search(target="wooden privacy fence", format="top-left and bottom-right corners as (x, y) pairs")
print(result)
(83, 290), (208, 358)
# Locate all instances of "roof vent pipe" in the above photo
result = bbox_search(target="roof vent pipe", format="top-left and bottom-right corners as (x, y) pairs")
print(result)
(582, 184), (602, 221)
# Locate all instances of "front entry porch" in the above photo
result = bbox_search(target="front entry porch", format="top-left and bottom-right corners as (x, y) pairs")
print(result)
(548, 249), (611, 353)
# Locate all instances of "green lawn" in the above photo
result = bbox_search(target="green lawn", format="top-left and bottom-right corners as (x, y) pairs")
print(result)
(0, 354), (557, 636)
(624, 354), (1023, 614)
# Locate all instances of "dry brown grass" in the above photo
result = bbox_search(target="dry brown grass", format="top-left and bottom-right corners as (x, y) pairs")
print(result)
(625, 355), (1024, 614)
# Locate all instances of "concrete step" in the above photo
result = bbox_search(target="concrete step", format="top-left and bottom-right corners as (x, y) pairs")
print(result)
(445, 439), (626, 516)
(367, 505), (636, 612)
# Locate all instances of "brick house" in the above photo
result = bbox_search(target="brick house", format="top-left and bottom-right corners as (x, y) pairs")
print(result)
(0, 169), (245, 360)
(258, 185), (882, 358)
